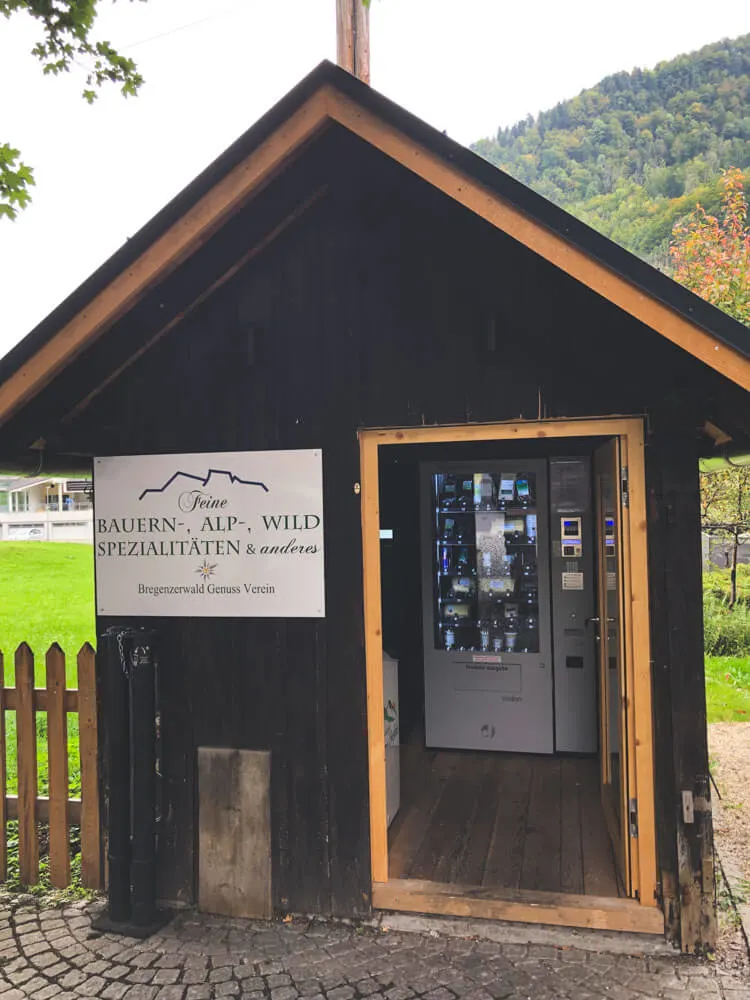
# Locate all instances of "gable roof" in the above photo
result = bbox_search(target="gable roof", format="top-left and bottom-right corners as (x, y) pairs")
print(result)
(0, 59), (748, 428)
(7, 477), (51, 493)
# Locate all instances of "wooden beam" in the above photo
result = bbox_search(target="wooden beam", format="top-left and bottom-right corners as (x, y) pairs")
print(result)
(6, 796), (82, 823)
(15, 643), (39, 886)
(658, 431), (717, 952)
(359, 431), (388, 883)
(46, 644), (71, 888)
(644, 437), (680, 942)
(336, 1), (369, 83)
(703, 420), (732, 446)
(77, 643), (102, 890)
(2, 688), (79, 711)
(365, 416), (643, 446)
(336, 0), (355, 74)
(372, 879), (665, 935)
(623, 423), (658, 908)
(353, 0), (370, 85)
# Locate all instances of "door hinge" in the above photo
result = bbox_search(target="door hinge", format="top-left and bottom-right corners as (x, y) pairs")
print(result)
(629, 797), (639, 838)
(621, 466), (629, 508)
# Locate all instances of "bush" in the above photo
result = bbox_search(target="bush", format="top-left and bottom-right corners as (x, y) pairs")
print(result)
(703, 592), (750, 656)
(703, 563), (750, 604)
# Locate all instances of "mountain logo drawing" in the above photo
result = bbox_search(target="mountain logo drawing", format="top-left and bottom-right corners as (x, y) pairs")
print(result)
(138, 468), (270, 501)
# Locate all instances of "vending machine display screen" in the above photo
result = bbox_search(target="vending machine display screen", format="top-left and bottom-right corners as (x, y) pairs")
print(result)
(432, 470), (540, 654)
(605, 516), (616, 556)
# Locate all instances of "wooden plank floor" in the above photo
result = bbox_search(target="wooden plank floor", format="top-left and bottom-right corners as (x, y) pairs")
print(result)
(388, 744), (622, 898)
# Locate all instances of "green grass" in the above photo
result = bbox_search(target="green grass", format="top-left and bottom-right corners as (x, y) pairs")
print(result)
(0, 542), (95, 678)
(705, 656), (750, 723)
(703, 564), (750, 722)
(0, 542), (95, 798)
(703, 565), (750, 657)
(703, 564), (750, 606)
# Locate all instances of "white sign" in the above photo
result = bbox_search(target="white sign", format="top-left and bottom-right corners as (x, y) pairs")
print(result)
(562, 571), (584, 591)
(94, 450), (325, 617)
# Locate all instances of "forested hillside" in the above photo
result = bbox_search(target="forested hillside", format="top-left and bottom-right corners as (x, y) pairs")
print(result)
(473, 35), (750, 264)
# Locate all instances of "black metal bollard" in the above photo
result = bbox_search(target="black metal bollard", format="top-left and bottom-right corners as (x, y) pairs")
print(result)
(94, 626), (167, 937)
(99, 626), (132, 923)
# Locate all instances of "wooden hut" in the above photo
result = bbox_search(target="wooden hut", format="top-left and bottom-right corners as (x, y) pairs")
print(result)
(0, 61), (748, 952)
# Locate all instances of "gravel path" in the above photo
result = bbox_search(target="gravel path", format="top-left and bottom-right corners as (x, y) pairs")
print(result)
(709, 722), (750, 971)
(709, 723), (750, 890)
(0, 899), (748, 1000)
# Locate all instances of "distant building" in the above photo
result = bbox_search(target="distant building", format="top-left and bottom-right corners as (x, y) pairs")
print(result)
(702, 531), (750, 568)
(0, 476), (92, 542)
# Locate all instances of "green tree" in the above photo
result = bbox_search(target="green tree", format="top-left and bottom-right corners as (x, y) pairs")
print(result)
(671, 170), (750, 613)
(472, 34), (750, 265)
(669, 166), (750, 324)
(1, 0), (145, 220)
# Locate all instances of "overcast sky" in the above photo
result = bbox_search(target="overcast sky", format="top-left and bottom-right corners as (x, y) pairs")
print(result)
(1, 0), (748, 356)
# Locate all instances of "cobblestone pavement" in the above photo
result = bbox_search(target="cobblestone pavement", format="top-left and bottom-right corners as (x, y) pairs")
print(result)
(0, 900), (747, 1000)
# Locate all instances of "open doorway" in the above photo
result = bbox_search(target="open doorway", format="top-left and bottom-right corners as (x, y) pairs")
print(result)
(360, 420), (660, 933)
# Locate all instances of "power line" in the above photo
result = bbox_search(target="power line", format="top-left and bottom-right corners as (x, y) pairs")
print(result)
(120, 2), (250, 52)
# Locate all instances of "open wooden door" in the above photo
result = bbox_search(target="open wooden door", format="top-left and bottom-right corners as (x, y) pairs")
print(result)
(593, 438), (632, 895)
(364, 420), (658, 930)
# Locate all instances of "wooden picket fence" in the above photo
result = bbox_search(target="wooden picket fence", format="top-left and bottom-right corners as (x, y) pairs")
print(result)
(0, 643), (101, 889)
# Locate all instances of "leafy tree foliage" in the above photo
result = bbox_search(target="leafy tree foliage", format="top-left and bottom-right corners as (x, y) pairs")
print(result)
(473, 34), (750, 265)
(1, 0), (145, 220)
(0, 143), (34, 219)
(670, 167), (750, 323)
(675, 172), (750, 612)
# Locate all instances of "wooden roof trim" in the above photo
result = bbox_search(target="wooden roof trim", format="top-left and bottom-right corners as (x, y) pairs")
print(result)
(0, 89), (332, 429)
(0, 80), (748, 432)
(322, 88), (750, 392)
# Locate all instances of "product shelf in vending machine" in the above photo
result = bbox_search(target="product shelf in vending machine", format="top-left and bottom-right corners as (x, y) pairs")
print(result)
(421, 460), (554, 755)
(432, 470), (541, 656)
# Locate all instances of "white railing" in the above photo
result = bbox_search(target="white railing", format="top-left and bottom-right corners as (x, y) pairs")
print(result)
(44, 501), (92, 512)
(0, 508), (93, 542)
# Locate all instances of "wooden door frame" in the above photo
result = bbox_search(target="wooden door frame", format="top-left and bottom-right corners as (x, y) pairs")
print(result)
(593, 437), (637, 899)
(358, 416), (660, 935)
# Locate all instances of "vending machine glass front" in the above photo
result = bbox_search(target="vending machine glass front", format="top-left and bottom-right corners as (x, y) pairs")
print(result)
(432, 470), (540, 656)
(421, 460), (553, 754)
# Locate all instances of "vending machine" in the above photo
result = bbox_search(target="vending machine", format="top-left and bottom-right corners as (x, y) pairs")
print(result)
(420, 458), (597, 755)
(548, 457), (597, 754)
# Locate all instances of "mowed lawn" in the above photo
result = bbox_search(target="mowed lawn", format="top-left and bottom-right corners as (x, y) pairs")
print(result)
(0, 542), (95, 682)
(0, 542), (95, 796)
(705, 655), (750, 722)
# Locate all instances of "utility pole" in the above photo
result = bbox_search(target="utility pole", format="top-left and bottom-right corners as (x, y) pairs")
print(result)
(336, 0), (370, 84)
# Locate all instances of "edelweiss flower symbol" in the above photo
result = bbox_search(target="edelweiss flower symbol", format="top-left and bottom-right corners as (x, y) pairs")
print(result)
(196, 559), (217, 580)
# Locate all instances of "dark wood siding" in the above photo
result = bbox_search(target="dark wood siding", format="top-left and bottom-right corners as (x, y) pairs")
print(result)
(646, 411), (716, 950)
